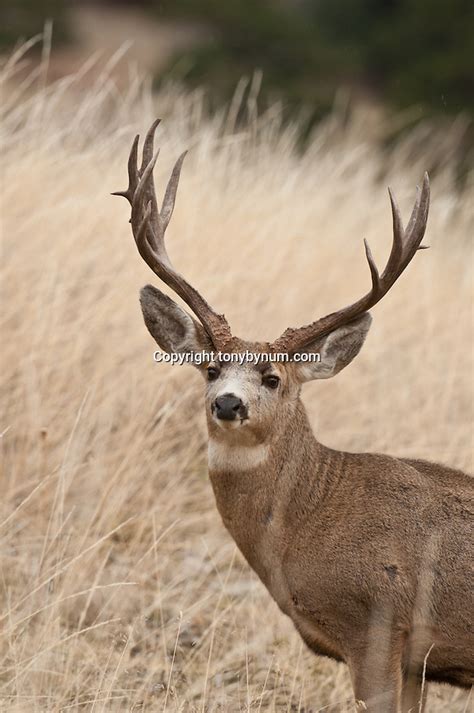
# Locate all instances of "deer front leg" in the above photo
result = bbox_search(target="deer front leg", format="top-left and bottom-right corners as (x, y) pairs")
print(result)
(350, 664), (402, 713)
(400, 668), (428, 712)
(348, 628), (405, 713)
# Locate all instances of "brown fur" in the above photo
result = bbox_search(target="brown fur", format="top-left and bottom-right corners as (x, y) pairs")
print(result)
(208, 390), (473, 711)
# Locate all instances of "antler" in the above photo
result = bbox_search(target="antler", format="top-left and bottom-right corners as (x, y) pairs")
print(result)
(271, 173), (430, 353)
(113, 119), (233, 350)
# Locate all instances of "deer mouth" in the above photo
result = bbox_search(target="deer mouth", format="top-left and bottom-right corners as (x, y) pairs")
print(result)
(213, 414), (249, 430)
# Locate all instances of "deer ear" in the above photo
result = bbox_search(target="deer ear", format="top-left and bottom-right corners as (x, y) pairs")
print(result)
(139, 284), (214, 366)
(294, 313), (372, 382)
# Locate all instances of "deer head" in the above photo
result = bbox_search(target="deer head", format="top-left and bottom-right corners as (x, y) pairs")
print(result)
(114, 121), (430, 446)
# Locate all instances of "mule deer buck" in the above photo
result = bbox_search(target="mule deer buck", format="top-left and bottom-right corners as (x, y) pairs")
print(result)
(114, 120), (473, 712)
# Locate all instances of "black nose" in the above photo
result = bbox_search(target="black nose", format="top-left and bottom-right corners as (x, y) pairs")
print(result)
(214, 393), (244, 421)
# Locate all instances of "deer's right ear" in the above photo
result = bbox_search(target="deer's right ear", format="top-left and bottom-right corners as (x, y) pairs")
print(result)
(139, 285), (214, 365)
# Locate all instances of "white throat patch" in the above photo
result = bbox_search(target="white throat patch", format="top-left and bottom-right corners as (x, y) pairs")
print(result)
(208, 440), (270, 472)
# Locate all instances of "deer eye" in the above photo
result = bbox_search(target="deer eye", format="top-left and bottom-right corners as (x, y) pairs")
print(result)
(263, 374), (280, 389)
(207, 366), (220, 381)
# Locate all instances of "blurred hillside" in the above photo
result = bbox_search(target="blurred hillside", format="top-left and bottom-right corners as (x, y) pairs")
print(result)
(1, 0), (473, 175)
(0, 0), (474, 118)
(1, 0), (472, 123)
(154, 0), (474, 123)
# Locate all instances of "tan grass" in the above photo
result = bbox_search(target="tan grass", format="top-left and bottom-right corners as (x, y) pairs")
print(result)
(1, 48), (473, 712)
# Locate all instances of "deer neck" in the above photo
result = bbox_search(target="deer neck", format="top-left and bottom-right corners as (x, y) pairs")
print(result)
(207, 398), (340, 585)
(207, 397), (326, 494)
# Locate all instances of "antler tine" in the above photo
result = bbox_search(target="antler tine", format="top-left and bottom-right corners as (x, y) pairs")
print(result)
(271, 174), (430, 353)
(112, 119), (161, 207)
(382, 173), (430, 284)
(404, 173), (429, 246)
(139, 119), (161, 232)
(133, 149), (160, 220)
(140, 118), (161, 175)
(114, 121), (233, 350)
(363, 239), (382, 297)
(133, 153), (174, 270)
(111, 134), (139, 202)
(161, 151), (188, 231)
(387, 186), (404, 269)
(406, 173), (430, 253)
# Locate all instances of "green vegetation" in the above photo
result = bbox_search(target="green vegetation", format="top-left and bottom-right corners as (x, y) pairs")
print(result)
(1, 0), (472, 121)
(308, 0), (474, 115)
(155, 0), (338, 123)
(155, 0), (473, 119)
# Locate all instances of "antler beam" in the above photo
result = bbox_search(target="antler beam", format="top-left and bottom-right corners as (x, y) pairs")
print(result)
(271, 174), (430, 353)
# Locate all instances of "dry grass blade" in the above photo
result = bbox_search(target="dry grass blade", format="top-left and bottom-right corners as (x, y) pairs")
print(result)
(1, 40), (472, 712)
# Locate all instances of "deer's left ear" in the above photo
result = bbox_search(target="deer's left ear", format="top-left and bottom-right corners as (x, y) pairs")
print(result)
(293, 313), (372, 382)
